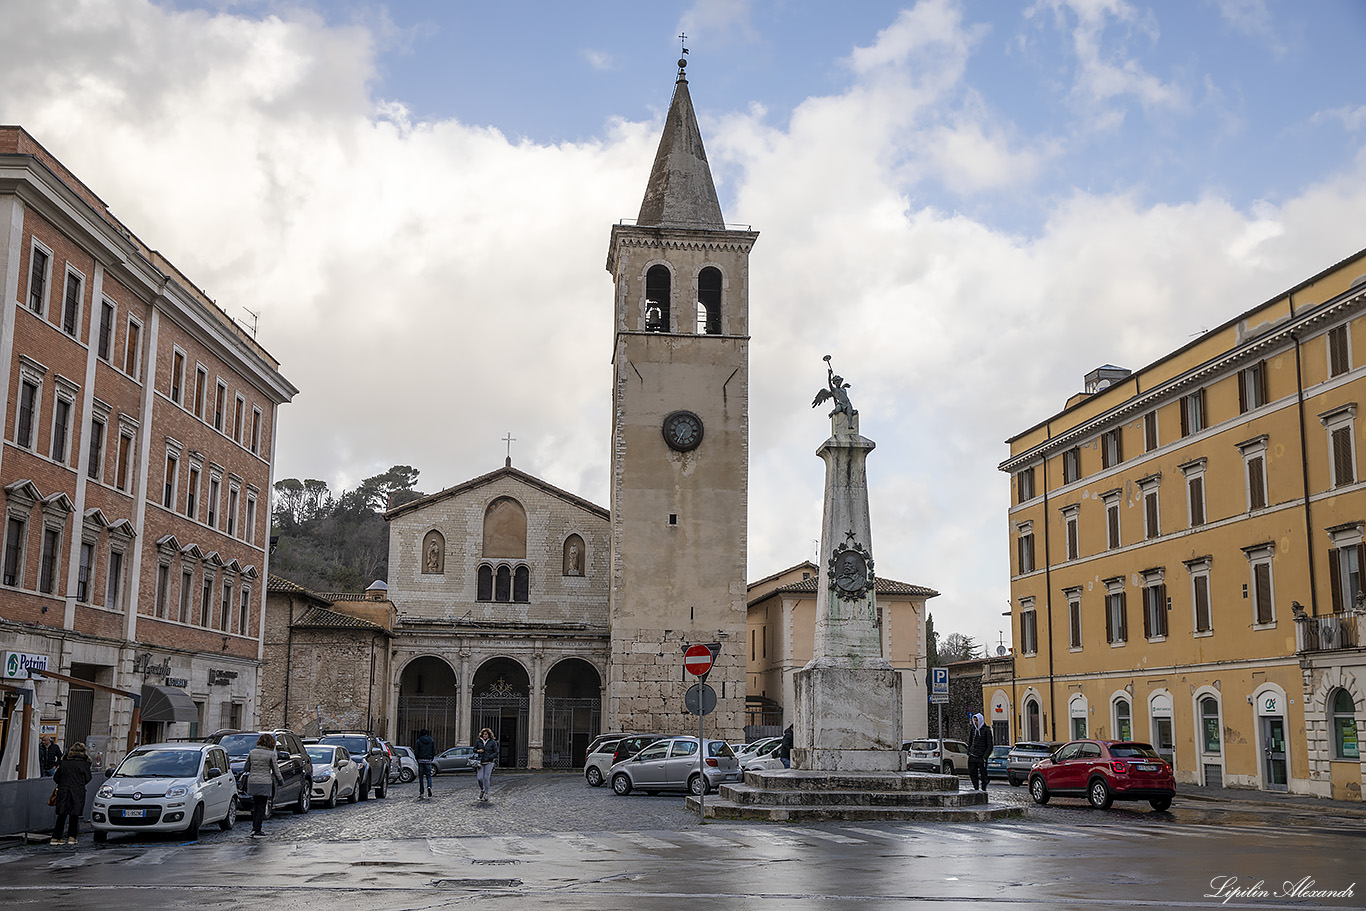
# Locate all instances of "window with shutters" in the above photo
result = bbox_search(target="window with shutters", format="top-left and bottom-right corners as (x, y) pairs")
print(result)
(179, 567), (194, 623)
(1139, 476), (1160, 540)
(1237, 436), (1269, 511)
(1239, 360), (1268, 413)
(16, 379), (38, 450)
(61, 270), (82, 337)
(87, 417), (104, 480)
(163, 452), (178, 509)
(1328, 325), (1350, 378)
(1244, 545), (1275, 627)
(250, 407), (262, 455)
(170, 350), (185, 405)
(50, 396), (72, 464)
(1144, 411), (1159, 452)
(1180, 389), (1206, 437)
(1180, 459), (1206, 528)
(27, 243), (51, 313)
(1104, 579), (1127, 645)
(97, 300), (115, 361)
(115, 431), (134, 492)
(1016, 467), (1036, 503)
(185, 465), (199, 519)
(1063, 506), (1079, 561)
(1066, 589), (1083, 650)
(37, 527), (60, 595)
(194, 366), (207, 419)
(1326, 525), (1366, 613)
(1142, 572), (1168, 640)
(123, 317), (141, 378)
(1101, 429), (1123, 469)
(1062, 447), (1082, 484)
(3, 516), (26, 588)
(1020, 599), (1038, 655)
(200, 576), (213, 626)
(1320, 405), (1357, 489)
(77, 541), (94, 602)
(233, 394), (245, 444)
(214, 381), (227, 432)
(221, 579), (232, 632)
(1186, 557), (1213, 634)
(207, 476), (220, 528)
(1102, 490), (1121, 549)
(1016, 524), (1035, 575)
(155, 562), (170, 618)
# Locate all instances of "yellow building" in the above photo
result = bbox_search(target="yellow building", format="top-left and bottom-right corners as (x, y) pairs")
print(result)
(1000, 248), (1366, 799)
(745, 561), (936, 740)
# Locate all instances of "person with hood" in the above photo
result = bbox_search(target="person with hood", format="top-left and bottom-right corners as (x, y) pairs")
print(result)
(50, 741), (92, 845)
(474, 728), (498, 801)
(242, 732), (284, 837)
(779, 724), (794, 769)
(413, 729), (437, 799)
(966, 712), (994, 791)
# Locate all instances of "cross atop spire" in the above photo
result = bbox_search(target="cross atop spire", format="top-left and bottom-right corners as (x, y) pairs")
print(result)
(503, 432), (516, 468)
(636, 53), (724, 230)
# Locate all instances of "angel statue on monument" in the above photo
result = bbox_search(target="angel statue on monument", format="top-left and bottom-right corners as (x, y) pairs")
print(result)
(812, 354), (857, 419)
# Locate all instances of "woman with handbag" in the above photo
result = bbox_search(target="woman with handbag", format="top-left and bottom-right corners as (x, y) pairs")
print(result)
(50, 742), (92, 846)
(242, 733), (284, 837)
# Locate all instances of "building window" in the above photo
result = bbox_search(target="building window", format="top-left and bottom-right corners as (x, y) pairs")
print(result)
(155, 562), (170, 618)
(200, 577), (213, 626)
(76, 541), (93, 602)
(1239, 360), (1268, 413)
(1140, 477), (1160, 540)
(163, 453), (178, 509)
(1187, 558), (1213, 633)
(1180, 389), (1206, 437)
(1201, 696), (1221, 753)
(87, 418), (104, 480)
(1101, 429), (1123, 469)
(27, 245), (50, 313)
(1332, 427), (1356, 487)
(3, 517), (26, 587)
(244, 494), (256, 545)
(186, 466), (199, 519)
(179, 568), (194, 623)
(16, 380), (38, 449)
(97, 301), (114, 361)
(50, 397), (72, 464)
(1016, 524), (1035, 575)
(194, 366), (207, 419)
(1063, 506), (1079, 561)
(1246, 546), (1275, 626)
(1144, 411), (1158, 452)
(1181, 459), (1206, 528)
(1102, 491), (1121, 550)
(477, 564), (493, 601)
(1016, 467), (1035, 503)
(1142, 573), (1168, 639)
(645, 264), (671, 331)
(1327, 530), (1365, 613)
(37, 527), (60, 594)
(233, 395), (245, 444)
(106, 547), (124, 610)
(1332, 690), (1359, 759)
(697, 266), (722, 335)
(250, 408), (262, 455)
(513, 565), (530, 602)
(1020, 599), (1038, 655)
(226, 486), (238, 537)
(1066, 589), (1082, 650)
(214, 381), (226, 432)
(115, 432), (133, 492)
(1114, 698), (1133, 741)
(220, 580), (232, 632)
(170, 350), (185, 405)
(494, 564), (511, 601)
(207, 476), (220, 528)
(61, 271), (82, 336)
(1062, 446), (1081, 484)
(239, 585), (251, 635)
(1104, 580), (1127, 645)
(123, 318), (141, 377)
(1329, 325), (1351, 378)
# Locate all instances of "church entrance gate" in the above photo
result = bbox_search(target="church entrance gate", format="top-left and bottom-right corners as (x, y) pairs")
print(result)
(474, 689), (529, 769)
(543, 697), (600, 769)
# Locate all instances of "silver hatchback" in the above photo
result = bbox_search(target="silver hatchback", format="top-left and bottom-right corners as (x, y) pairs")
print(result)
(609, 737), (739, 796)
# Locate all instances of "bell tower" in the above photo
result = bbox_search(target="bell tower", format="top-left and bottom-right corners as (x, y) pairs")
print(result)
(605, 56), (758, 741)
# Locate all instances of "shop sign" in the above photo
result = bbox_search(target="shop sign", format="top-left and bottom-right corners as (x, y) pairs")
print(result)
(165, 677), (189, 688)
(133, 652), (172, 678)
(3, 651), (49, 679)
(1258, 693), (1281, 716)
(208, 669), (238, 686)
(40, 718), (59, 737)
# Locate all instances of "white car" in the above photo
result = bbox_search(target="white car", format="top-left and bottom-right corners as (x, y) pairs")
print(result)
(583, 737), (622, 787)
(389, 745), (419, 784)
(92, 743), (238, 842)
(741, 738), (786, 772)
(307, 744), (361, 807)
(734, 737), (779, 760)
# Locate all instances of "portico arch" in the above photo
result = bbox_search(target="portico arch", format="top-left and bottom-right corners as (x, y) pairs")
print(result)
(542, 657), (603, 769)
(471, 656), (531, 768)
(396, 655), (459, 749)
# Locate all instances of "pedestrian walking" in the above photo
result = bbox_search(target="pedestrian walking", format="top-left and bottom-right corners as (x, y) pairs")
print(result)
(39, 735), (63, 777)
(474, 728), (499, 801)
(243, 733), (284, 837)
(779, 724), (794, 769)
(50, 742), (91, 845)
(967, 712), (994, 791)
(414, 728), (437, 799)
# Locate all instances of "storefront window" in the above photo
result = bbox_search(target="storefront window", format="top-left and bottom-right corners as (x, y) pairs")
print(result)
(1334, 690), (1359, 759)
(1115, 699), (1132, 741)
(1201, 696), (1221, 753)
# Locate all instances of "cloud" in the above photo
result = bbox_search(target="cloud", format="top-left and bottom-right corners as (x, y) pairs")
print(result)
(678, 0), (758, 47)
(2, 0), (1362, 652)
(1312, 105), (1366, 133)
(582, 49), (614, 71)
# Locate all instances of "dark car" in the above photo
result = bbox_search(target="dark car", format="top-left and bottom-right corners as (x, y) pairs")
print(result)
(318, 732), (391, 800)
(432, 746), (478, 774)
(208, 728), (313, 816)
(986, 744), (1011, 781)
(1006, 740), (1061, 787)
(1028, 739), (1176, 811)
(611, 734), (669, 765)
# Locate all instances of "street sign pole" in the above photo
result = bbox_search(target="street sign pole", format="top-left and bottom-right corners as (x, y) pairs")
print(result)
(684, 643), (720, 820)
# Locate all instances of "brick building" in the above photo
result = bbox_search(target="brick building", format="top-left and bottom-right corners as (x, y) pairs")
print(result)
(0, 126), (297, 769)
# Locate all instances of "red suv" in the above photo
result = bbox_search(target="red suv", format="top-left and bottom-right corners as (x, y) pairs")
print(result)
(1028, 740), (1175, 811)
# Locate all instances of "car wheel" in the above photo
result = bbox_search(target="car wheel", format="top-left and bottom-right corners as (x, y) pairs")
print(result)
(296, 786), (311, 814)
(376, 775), (388, 799)
(942, 761), (954, 775)
(93, 830), (107, 843)
(327, 784), (339, 809)
(219, 796), (237, 831)
(1149, 797), (1172, 811)
(1029, 776), (1050, 805)
(688, 774), (708, 796)
(347, 784), (358, 804)
(611, 774), (633, 796)
(358, 777), (370, 801)
(1087, 778), (1114, 810)
(400, 768), (415, 783)
(185, 804), (203, 840)
(585, 766), (603, 787)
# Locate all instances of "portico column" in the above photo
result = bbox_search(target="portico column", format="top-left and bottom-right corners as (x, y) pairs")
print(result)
(528, 642), (545, 769)
(457, 646), (471, 745)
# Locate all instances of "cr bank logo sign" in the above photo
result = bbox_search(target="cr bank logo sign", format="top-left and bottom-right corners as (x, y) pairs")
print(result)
(2, 651), (49, 679)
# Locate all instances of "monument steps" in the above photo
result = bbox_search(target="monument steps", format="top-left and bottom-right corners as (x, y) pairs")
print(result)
(687, 795), (1024, 822)
(716, 784), (986, 808)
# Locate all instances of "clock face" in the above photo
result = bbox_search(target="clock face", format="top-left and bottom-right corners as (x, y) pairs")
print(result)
(662, 411), (704, 452)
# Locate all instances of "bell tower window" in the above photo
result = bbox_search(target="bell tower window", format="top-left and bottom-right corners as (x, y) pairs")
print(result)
(645, 265), (671, 332)
(697, 267), (721, 335)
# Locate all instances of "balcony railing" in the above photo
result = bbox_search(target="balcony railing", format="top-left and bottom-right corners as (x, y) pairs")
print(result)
(1295, 612), (1365, 652)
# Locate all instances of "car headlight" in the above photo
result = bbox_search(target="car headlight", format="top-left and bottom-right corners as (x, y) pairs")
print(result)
(314, 770), (332, 782)
(166, 786), (188, 798)
(97, 785), (113, 799)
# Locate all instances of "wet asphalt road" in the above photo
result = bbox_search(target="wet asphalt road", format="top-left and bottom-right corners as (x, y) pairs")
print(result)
(3, 771), (1364, 910)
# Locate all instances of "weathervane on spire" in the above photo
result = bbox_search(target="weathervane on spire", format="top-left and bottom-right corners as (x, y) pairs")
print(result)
(678, 32), (689, 76)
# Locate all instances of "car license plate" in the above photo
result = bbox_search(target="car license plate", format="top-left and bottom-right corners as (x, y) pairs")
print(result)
(1137, 763), (1157, 771)
(123, 809), (145, 818)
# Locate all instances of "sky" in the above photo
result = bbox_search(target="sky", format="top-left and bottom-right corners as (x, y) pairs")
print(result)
(2, 0), (1365, 655)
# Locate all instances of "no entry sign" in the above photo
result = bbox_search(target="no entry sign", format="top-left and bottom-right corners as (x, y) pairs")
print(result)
(684, 644), (714, 677)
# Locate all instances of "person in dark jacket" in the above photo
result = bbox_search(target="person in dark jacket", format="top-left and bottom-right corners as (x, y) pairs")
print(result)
(966, 712), (994, 791)
(779, 725), (794, 769)
(243, 733), (284, 837)
(39, 736), (63, 777)
(413, 729), (437, 799)
(474, 728), (498, 801)
(50, 742), (92, 845)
